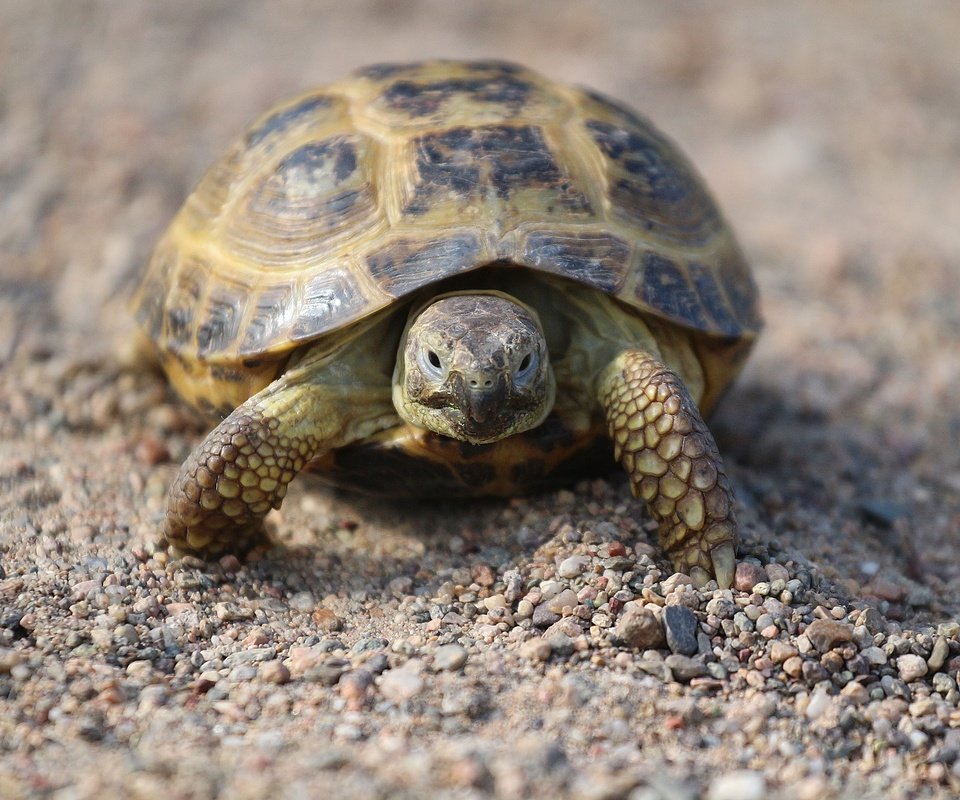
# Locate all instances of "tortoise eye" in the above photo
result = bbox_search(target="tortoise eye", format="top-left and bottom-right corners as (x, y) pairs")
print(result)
(420, 348), (445, 378)
(514, 351), (538, 384)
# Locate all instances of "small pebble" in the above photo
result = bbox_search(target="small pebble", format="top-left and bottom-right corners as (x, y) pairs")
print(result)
(482, 594), (507, 611)
(531, 604), (561, 629)
(841, 681), (869, 704)
(869, 577), (905, 602)
(861, 646), (887, 666)
(770, 641), (798, 664)
(339, 669), (374, 708)
(311, 608), (343, 632)
(734, 562), (767, 592)
(932, 673), (956, 695)
(782, 656), (804, 678)
(547, 632), (575, 657)
(223, 647), (276, 668)
(707, 770), (765, 800)
(214, 602), (254, 622)
(379, 666), (425, 702)
(557, 555), (591, 579)
(259, 661), (290, 685)
(615, 607), (665, 650)
(898, 654), (928, 683)
(805, 686), (832, 720)
(519, 638), (552, 662)
(804, 619), (853, 653)
(433, 644), (468, 672)
(928, 637), (950, 672)
(665, 654), (706, 682)
(663, 605), (699, 656)
(859, 608), (888, 634)
(764, 563), (790, 583)
(545, 589), (579, 614)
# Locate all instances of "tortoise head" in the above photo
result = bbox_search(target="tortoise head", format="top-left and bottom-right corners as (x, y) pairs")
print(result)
(393, 293), (555, 445)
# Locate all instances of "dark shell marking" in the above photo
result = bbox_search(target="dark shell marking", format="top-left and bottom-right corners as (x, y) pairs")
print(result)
(382, 76), (535, 119)
(245, 94), (336, 148)
(196, 284), (243, 358)
(637, 252), (712, 333)
(403, 125), (592, 217)
(586, 119), (718, 244)
(366, 234), (482, 297)
(521, 231), (630, 294)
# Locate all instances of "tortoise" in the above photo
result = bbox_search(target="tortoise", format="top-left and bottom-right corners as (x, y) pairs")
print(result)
(133, 60), (760, 588)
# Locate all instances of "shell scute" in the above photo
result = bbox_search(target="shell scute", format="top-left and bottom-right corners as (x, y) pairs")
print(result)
(226, 133), (380, 267)
(363, 61), (565, 132)
(380, 74), (536, 120)
(244, 93), (337, 149)
(290, 267), (368, 341)
(240, 283), (296, 353)
(163, 256), (209, 353)
(686, 262), (742, 337)
(718, 251), (763, 332)
(636, 252), (713, 333)
(585, 118), (718, 245)
(400, 124), (592, 221)
(365, 234), (483, 298)
(196, 282), (244, 358)
(519, 230), (629, 294)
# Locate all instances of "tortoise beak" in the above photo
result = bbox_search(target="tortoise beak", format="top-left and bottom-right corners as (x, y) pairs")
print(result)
(464, 379), (507, 426)
(451, 372), (511, 442)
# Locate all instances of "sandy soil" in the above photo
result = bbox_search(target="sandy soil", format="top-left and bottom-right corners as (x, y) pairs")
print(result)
(2, 2), (960, 798)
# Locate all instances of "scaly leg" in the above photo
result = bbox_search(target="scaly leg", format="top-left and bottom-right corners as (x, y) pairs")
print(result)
(163, 350), (396, 556)
(597, 349), (738, 588)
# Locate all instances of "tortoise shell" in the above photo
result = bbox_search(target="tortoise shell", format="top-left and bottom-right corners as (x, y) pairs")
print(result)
(134, 60), (759, 415)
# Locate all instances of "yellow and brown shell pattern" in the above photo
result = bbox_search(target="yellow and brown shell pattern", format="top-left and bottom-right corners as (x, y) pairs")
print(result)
(133, 60), (760, 421)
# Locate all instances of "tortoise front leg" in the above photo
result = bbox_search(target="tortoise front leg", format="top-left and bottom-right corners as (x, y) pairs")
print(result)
(164, 390), (319, 555)
(163, 356), (397, 557)
(597, 349), (738, 588)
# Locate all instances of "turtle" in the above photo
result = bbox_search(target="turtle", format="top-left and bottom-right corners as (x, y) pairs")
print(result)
(133, 60), (760, 588)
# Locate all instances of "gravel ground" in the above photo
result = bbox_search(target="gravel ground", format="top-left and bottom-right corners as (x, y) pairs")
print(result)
(3, 2), (960, 798)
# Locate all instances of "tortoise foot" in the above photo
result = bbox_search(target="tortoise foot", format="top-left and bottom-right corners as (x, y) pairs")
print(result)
(164, 398), (308, 556)
(599, 349), (740, 589)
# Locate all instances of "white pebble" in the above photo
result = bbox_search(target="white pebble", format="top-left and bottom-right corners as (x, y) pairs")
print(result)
(558, 555), (590, 579)
(897, 654), (928, 683)
(708, 770), (766, 800)
(432, 644), (468, 672)
(539, 580), (563, 600)
(805, 685), (832, 720)
(379, 665), (425, 702)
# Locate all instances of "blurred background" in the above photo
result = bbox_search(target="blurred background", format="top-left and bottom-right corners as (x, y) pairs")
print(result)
(2, 0), (959, 600)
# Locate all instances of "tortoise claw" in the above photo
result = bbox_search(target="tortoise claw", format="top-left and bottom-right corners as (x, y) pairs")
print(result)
(711, 543), (736, 590)
(689, 566), (712, 589)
